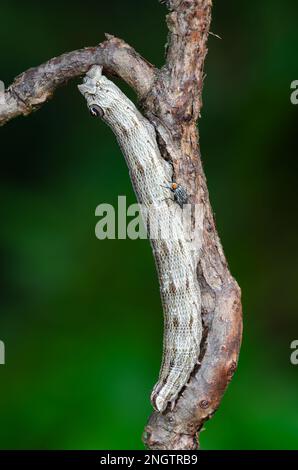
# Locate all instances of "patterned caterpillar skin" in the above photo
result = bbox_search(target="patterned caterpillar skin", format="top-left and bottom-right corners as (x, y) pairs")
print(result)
(78, 66), (202, 413)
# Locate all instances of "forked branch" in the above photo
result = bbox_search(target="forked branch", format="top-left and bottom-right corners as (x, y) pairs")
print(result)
(0, 0), (242, 450)
(0, 36), (156, 126)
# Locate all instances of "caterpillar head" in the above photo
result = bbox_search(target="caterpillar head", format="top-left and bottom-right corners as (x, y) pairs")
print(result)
(78, 65), (118, 117)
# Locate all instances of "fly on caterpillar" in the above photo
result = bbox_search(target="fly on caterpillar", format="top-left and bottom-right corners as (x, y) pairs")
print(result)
(161, 182), (189, 208)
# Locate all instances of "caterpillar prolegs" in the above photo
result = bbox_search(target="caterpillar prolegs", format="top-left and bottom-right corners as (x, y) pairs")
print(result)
(78, 66), (202, 413)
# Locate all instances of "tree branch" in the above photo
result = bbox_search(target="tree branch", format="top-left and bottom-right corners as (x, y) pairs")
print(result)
(142, 0), (243, 450)
(164, 0), (211, 121)
(0, 36), (156, 126)
(0, 0), (242, 450)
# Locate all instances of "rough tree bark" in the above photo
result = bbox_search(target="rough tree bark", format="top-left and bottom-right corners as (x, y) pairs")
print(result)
(0, 0), (242, 450)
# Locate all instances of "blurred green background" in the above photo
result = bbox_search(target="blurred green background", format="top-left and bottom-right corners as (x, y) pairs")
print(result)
(0, 0), (298, 450)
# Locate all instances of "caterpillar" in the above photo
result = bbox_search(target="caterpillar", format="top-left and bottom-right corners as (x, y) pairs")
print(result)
(78, 66), (202, 413)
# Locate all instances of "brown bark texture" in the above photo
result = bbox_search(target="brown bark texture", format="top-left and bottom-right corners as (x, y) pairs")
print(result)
(0, 0), (242, 450)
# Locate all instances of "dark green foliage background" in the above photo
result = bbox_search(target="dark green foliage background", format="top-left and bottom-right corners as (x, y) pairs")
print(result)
(0, 0), (297, 449)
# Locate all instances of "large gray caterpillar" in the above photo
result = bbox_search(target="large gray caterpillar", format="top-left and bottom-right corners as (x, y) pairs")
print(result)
(78, 66), (202, 413)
